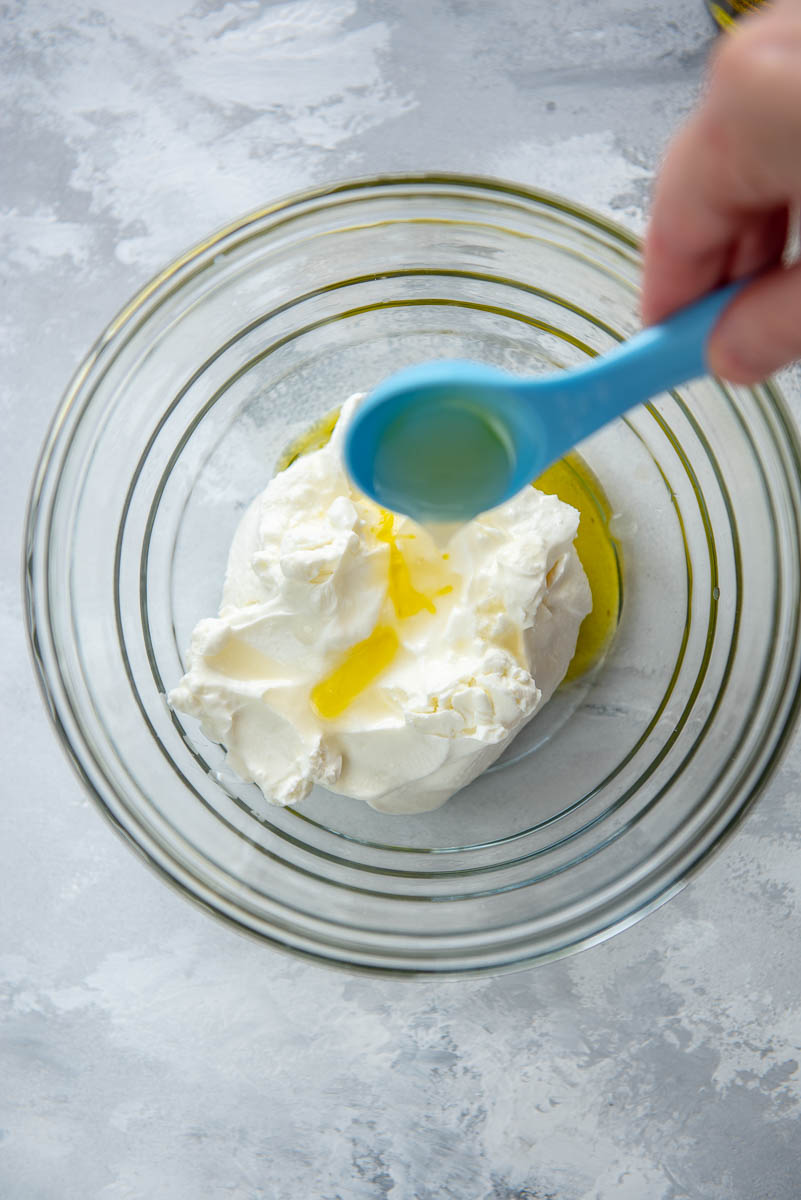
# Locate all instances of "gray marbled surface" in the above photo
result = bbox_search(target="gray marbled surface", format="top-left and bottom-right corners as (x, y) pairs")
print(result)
(3, 2), (801, 1197)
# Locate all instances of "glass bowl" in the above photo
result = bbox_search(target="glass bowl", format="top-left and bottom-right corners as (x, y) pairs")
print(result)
(25, 175), (801, 975)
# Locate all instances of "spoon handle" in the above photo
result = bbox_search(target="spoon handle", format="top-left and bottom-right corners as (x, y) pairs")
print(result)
(568, 279), (745, 410)
(602, 278), (745, 397)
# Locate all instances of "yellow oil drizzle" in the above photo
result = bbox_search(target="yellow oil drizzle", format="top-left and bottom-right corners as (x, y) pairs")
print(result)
(311, 625), (399, 719)
(375, 509), (451, 618)
(534, 453), (622, 682)
(275, 406), (342, 473)
(311, 512), (455, 719)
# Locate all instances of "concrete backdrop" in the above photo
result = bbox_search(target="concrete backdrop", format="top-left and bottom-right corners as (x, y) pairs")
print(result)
(3, 3), (800, 1197)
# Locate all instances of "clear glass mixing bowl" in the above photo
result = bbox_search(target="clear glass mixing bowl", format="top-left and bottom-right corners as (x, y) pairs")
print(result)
(25, 175), (801, 975)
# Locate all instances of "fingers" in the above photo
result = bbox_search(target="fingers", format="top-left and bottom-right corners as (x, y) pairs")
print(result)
(707, 260), (801, 382)
(643, 5), (801, 328)
(727, 207), (789, 280)
(641, 121), (742, 326)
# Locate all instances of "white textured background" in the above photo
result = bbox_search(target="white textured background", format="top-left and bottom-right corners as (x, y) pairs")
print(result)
(3, 3), (801, 1197)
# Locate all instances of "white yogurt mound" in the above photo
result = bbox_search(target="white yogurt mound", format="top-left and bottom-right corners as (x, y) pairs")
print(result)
(169, 394), (591, 814)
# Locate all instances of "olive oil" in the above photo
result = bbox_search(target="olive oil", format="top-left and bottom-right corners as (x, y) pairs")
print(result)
(276, 406), (342, 473)
(706, 0), (765, 28)
(534, 455), (622, 682)
(311, 625), (399, 719)
(375, 509), (453, 618)
(373, 403), (514, 521)
(278, 409), (622, 696)
(310, 510), (456, 718)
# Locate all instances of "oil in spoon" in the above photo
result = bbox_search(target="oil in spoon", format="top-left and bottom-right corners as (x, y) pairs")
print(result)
(372, 402), (515, 522)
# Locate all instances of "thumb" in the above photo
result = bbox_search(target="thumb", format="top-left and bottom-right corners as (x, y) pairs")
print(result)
(707, 261), (801, 383)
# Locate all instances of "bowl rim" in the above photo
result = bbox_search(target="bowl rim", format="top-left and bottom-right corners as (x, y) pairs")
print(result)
(22, 171), (801, 977)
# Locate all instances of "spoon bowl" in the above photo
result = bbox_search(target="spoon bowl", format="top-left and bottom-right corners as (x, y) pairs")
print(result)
(347, 361), (542, 521)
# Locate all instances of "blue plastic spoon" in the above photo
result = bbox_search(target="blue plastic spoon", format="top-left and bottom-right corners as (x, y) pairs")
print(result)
(344, 281), (744, 523)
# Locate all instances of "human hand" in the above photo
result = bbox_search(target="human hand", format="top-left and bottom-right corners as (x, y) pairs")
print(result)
(642, 0), (801, 382)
